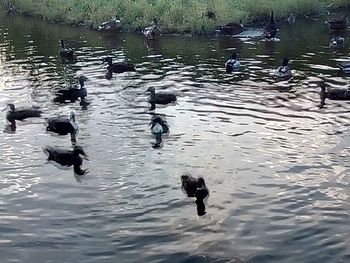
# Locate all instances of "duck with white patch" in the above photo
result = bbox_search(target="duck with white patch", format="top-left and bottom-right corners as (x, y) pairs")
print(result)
(46, 112), (79, 142)
(44, 145), (89, 175)
(225, 51), (240, 73)
(143, 19), (161, 40)
(53, 76), (88, 104)
(3, 103), (42, 131)
(150, 115), (169, 148)
(329, 36), (345, 49)
(98, 16), (122, 32)
(275, 58), (292, 80)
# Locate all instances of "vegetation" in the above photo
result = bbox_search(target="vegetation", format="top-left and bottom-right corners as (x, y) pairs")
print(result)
(1, 0), (350, 33)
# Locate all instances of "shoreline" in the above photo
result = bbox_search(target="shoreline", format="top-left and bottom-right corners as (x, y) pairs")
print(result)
(2, 1), (350, 35)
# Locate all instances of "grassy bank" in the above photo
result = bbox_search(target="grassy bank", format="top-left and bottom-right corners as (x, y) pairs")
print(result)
(1, 0), (350, 33)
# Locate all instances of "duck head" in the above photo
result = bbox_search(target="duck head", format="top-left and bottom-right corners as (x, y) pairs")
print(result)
(146, 87), (156, 94)
(3, 103), (15, 112)
(102, 57), (113, 66)
(197, 177), (206, 188)
(181, 175), (190, 184)
(152, 18), (158, 26)
(79, 76), (88, 87)
(73, 146), (89, 160)
(282, 57), (289, 67)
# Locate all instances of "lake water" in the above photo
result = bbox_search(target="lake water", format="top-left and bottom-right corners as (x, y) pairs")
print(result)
(1, 11), (350, 263)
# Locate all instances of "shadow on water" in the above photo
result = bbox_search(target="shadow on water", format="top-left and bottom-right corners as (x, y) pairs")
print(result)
(1, 8), (350, 263)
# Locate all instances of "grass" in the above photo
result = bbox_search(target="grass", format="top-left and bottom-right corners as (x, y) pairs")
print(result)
(1, 0), (350, 33)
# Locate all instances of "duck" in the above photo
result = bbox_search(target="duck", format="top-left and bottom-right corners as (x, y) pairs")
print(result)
(329, 36), (345, 49)
(319, 82), (350, 108)
(181, 175), (209, 216)
(102, 57), (136, 74)
(44, 145), (88, 175)
(286, 13), (296, 24)
(225, 52), (240, 73)
(327, 15), (348, 31)
(3, 103), (42, 131)
(53, 76), (88, 103)
(150, 115), (169, 148)
(218, 20), (243, 35)
(46, 112), (78, 142)
(143, 19), (161, 40)
(264, 11), (277, 39)
(59, 40), (74, 58)
(337, 61), (350, 74)
(275, 57), (292, 80)
(146, 87), (177, 106)
(206, 11), (216, 20)
(98, 16), (122, 32)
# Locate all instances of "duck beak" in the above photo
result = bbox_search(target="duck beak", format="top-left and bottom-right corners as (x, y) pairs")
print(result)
(82, 154), (89, 161)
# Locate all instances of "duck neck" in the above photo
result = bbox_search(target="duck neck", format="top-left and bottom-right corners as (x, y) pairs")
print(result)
(79, 80), (85, 88)
(60, 40), (65, 49)
(270, 11), (275, 23)
(320, 86), (327, 108)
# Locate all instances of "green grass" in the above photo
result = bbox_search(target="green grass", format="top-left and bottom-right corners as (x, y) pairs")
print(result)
(2, 0), (350, 33)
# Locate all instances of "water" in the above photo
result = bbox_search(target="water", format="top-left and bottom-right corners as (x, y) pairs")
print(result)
(1, 11), (350, 263)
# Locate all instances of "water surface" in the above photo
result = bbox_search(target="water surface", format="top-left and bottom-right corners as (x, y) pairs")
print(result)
(1, 11), (350, 263)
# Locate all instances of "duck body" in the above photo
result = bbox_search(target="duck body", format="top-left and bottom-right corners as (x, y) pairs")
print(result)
(5, 104), (42, 130)
(275, 58), (292, 80)
(103, 57), (135, 74)
(98, 17), (122, 32)
(327, 16), (348, 31)
(337, 62), (350, 74)
(147, 87), (177, 105)
(264, 11), (277, 39)
(46, 112), (78, 141)
(59, 40), (74, 58)
(218, 20), (243, 35)
(319, 83), (350, 108)
(225, 52), (240, 73)
(143, 19), (161, 40)
(150, 115), (169, 148)
(329, 36), (345, 49)
(44, 145), (88, 175)
(54, 76), (88, 103)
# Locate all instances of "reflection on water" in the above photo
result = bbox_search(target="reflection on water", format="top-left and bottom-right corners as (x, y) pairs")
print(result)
(1, 10), (350, 263)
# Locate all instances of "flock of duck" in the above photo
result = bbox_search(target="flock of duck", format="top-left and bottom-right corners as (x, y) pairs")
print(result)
(3, 11), (350, 216)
